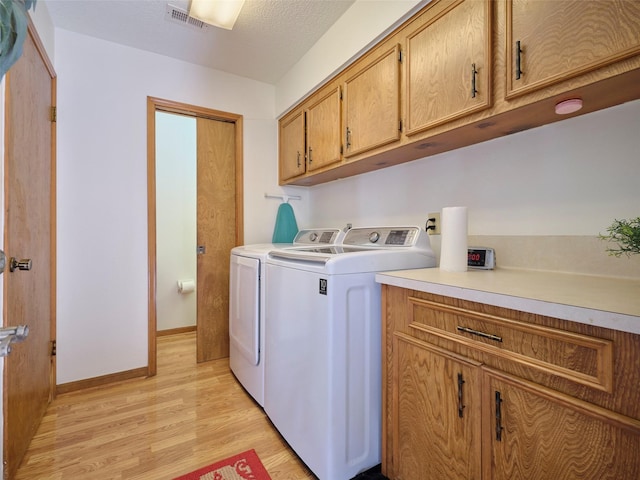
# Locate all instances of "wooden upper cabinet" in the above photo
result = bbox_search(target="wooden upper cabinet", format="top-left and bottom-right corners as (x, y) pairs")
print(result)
(405, 0), (492, 137)
(506, 0), (640, 99)
(306, 86), (342, 172)
(279, 109), (306, 182)
(278, 0), (640, 186)
(343, 44), (401, 158)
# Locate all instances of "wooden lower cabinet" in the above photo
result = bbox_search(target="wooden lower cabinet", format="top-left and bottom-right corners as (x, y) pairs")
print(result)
(392, 333), (482, 479)
(483, 370), (640, 480)
(382, 286), (640, 480)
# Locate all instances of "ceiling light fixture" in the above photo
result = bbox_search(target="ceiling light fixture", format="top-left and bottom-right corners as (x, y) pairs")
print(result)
(189, 0), (245, 30)
(555, 98), (583, 115)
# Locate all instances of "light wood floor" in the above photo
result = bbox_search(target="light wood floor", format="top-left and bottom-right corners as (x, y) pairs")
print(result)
(15, 332), (316, 480)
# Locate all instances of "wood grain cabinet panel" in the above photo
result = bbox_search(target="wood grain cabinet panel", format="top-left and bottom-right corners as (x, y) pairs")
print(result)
(279, 108), (306, 181)
(506, 0), (640, 98)
(483, 369), (640, 480)
(392, 333), (482, 480)
(405, 0), (492, 136)
(382, 286), (640, 480)
(408, 296), (613, 393)
(278, 0), (640, 186)
(305, 86), (342, 172)
(343, 44), (401, 158)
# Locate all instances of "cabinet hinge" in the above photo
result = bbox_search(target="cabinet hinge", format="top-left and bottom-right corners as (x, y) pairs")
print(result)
(51, 339), (56, 356)
(339, 87), (343, 100)
(398, 49), (403, 63)
(50, 106), (57, 122)
(340, 144), (343, 154)
(399, 120), (403, 132)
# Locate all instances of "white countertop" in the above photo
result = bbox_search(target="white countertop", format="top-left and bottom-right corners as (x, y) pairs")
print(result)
(375, 267), (640, 335)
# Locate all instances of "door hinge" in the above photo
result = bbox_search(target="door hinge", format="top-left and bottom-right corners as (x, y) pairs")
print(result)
(50, 106), (57, 122)
(51, 339), (56, 356)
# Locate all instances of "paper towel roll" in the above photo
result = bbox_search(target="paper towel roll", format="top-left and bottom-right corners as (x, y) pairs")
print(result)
(177, 279), (195, 294)
(440, 206), (468, 272)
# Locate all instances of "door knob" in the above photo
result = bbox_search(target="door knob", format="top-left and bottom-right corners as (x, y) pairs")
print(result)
(0, 325), (29, 357)
(9, 257), (32, 272)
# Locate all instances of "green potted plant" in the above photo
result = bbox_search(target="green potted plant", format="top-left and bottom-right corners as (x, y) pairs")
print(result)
(0, 0), (37, 79)
(600, 217), (640, 257)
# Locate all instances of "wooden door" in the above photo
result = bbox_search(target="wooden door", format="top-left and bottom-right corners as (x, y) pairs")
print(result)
(343, 44), (401, 158)
(391, 333), (482, 480)
(3, 25), (56, 479)
(483, 370), (640, 480)
(506, 0), (640, 98)
(405, 0), (491, 136)
(279, 108), (305, 181)
(305, 87), (341, 172)
(196, 118), (236, 362)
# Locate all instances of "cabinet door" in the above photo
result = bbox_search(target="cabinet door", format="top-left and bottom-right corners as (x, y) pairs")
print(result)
(405, 0), (492, 136)
(306, 87), (342, 172)
(483, 370), (640, 480)
(391, 333), (482, 480)
(279, 109), (305, 181)
(506, 0), (640, 99)
(343, 45), (401, 158)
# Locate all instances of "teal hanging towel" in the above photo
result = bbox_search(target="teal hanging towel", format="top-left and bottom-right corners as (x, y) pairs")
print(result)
(272, 202), (299, 243)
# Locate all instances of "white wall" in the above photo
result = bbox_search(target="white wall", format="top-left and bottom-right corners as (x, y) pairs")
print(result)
(308, 100), (640, 237)
(54, 29), (306, 384)
(155, 112), (197, 331)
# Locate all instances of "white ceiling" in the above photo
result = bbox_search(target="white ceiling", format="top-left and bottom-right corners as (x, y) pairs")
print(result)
(44, 0), (356, 84)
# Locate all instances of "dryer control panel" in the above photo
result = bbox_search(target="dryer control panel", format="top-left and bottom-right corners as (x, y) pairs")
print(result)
(294, 229), (344, 245)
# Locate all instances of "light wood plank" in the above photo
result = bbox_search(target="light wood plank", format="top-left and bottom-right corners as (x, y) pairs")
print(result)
(15, 333), (316, 480)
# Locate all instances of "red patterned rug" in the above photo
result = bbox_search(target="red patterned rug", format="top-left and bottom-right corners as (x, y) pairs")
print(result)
(173, 449), (272, 480)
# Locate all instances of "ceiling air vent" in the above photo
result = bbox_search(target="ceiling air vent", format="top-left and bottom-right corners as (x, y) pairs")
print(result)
(165, 4), (210, 31)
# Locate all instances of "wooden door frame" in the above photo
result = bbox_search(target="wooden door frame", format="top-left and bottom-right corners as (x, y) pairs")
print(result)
(146, 97), (244, 375)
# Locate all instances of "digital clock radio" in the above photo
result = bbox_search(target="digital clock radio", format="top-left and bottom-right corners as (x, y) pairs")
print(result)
(468, 247), (495, 269)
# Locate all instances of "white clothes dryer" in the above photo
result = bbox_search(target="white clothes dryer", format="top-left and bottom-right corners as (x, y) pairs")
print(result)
(229, 228), (344, 407)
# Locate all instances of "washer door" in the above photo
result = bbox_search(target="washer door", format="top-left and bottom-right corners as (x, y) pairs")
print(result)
(229, 255), (260, 365)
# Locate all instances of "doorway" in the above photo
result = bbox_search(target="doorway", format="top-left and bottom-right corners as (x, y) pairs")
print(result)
(146, 97), (243, 374)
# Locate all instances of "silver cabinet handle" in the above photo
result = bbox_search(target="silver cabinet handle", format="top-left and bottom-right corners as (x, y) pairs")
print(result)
(457, 325), (502, 342)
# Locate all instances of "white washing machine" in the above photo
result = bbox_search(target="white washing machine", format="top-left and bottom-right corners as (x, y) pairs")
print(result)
(229, 228), (344, 407)
(264, 226), (436, 479)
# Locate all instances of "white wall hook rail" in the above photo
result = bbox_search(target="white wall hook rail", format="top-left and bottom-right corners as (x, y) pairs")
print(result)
(0, 325), (29, 357)
(264, 193), (301, 202)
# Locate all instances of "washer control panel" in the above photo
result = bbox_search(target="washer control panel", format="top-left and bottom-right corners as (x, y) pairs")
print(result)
(343, 227), (420, 247)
